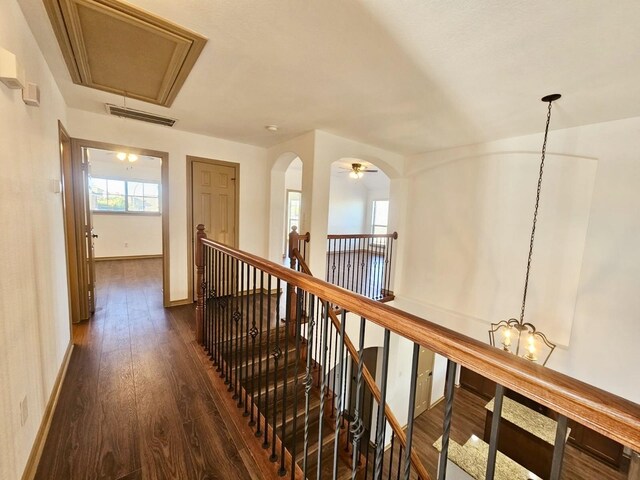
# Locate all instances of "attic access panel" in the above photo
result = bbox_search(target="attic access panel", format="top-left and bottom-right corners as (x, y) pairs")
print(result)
(44, 0), (207, 107)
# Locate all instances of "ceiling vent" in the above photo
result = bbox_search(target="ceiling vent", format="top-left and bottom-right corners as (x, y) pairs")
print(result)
(105, 104), (177, 127)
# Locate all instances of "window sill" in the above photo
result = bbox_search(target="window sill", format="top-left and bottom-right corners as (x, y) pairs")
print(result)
(91, 211), (161, 217)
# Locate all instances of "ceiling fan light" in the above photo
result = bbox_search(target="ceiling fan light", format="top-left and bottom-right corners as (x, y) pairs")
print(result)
(116, 152), (127, 161)
(127, 153), (138, 162)
(349, 171), (358, 179)
(357, 171), (364, 178)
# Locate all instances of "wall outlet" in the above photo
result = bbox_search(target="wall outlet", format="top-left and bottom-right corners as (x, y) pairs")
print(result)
(20, 396), (28, 426)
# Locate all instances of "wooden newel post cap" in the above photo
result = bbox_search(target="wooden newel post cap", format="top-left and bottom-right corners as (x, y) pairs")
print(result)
(196, 224), (205, 234)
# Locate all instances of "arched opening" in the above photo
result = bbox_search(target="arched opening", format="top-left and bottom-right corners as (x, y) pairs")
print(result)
(325, 158), (392, 299)
(269, 152), (304, 264)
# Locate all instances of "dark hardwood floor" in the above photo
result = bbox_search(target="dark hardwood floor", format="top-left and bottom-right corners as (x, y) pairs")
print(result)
(36, 259), (269, 480)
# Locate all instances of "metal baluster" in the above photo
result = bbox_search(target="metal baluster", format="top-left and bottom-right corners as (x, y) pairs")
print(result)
(438, 359), (458, 480)
(249, 265), (258, 425)
(290, 286), (304, 480)
(243, 263), (250, 415)
(486, 384), (505, 480)
(403, 343), (420, 480)
(351, 317), (367, 479)
(225, 254), (232, 385)
(374, 329), (391, 480)
(396, 445), (402, 480)
(263, 274), (272, 449)
(388, 432), (395, 480)
(316, 300), (330, 480)
(549, 414), (568, 480)
(279, 280), (292, 476)
(270, 277), (282, 462)
(302, 294), (316, 478)
(364, 439), (371, 479)
(332, 318), (340, 416)
(235, 259), (243, 405)
(359, 237), (366, 296)
(332, 310), (348, 479)
(256, 270), (264, 437)
(327, 317), (334, 405)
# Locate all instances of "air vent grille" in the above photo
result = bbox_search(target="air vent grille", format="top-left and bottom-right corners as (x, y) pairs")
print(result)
(105, 104), (177, 127)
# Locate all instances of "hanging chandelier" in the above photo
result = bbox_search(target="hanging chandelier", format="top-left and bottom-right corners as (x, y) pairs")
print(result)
(488, 94), (561, 366)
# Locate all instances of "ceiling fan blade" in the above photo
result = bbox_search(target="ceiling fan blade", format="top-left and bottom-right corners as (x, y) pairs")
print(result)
(362, 169), (379, 173)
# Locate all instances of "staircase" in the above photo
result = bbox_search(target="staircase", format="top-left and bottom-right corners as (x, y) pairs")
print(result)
(217, 317), (356, 479)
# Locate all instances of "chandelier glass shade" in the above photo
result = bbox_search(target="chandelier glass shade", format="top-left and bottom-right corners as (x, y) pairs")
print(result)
(488, 94), (561, 367)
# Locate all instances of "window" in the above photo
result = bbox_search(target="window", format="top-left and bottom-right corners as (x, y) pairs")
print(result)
(371, 200), (389, 235)
(90, 177), (161, 213)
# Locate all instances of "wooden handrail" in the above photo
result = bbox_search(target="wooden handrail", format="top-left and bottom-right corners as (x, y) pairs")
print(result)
(327, 231), (398, 240)
(292, 247), (430, 478)
(200, 236), (640, 451)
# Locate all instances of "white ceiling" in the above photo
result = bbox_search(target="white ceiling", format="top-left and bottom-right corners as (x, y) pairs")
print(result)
(20, 0), (640, 155)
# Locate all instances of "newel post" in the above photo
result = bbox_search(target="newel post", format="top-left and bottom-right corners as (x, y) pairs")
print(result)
(288, 226), (300, 269)
(195, 224), (207, 344)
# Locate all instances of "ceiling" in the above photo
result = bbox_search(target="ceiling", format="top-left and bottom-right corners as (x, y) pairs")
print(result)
(19, 0), (640, 155)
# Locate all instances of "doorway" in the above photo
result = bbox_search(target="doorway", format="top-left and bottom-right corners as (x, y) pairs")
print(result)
(59, 137), (171, 319)
(187, 156), (240, 301)
(414, 346), (434, 417)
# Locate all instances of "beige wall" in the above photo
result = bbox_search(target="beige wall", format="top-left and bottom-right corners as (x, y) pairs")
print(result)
(67, 109), (269, 302)
(395, 116), (640, 404)
(0, 3), (70, 478)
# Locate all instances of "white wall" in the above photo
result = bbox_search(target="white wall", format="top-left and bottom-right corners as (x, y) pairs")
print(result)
(327, 174), (368, 234)
(90, 153), (162, 258)
(67, 109), (269, 302)
(395, 116), (640, 403)
(0, 3), (70, 478)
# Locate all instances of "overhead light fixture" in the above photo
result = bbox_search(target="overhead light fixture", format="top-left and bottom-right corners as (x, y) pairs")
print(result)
(265, 124), (278, 132)
(116, 151), (138, 162)
(114, 93), (138, 162)
(347, 162), (377, 179)
(488, 94), (561, 367)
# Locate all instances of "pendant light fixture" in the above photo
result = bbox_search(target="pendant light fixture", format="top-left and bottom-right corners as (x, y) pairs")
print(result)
(488, 94), (561, 366)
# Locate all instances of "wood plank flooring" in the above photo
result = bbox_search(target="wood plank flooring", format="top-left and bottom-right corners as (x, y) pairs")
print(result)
(36, 259), (268, 480)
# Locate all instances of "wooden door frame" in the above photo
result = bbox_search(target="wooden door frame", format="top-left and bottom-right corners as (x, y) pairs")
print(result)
(186, 155), (240, 302)
(58, 121), (81, 327)
(71, 138), (171, 307)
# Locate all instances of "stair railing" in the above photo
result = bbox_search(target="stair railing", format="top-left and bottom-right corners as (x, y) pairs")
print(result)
(326, 232), (398, 301)
(291, 247), (430, 479)
(195, 225), (640, 480)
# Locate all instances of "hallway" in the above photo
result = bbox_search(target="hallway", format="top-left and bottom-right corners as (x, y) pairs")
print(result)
(36, 259), (263, 480)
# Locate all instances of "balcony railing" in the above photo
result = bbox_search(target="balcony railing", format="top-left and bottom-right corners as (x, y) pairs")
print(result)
(326, 232), (398, 302)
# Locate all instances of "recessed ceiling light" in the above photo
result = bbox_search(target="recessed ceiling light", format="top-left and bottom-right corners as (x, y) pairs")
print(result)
(265, 125), (278, 132)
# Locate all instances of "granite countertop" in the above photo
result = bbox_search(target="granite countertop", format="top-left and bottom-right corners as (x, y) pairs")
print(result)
(485, 396), (566, 445)
(433, 435), (541, 480)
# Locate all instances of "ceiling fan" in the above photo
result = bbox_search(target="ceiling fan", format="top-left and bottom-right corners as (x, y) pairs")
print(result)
(342, 163), (379, 179)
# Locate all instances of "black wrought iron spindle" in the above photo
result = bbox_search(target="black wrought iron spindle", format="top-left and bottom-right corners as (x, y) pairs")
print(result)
(332, 310), (347, 479)
(290, 285), (304, 480)
(374, 329), (391, 480)
(263, 274), (272, 449)
(249, 265), (258, 425)
(316, 300), (330, 480)
(351, 316), (367, 478)
(302, 294), (316, 478)
(256, 270), (264, 437)
(549, 414), (569, 480)
(486, 383), (505, 480)
(243, 263), (250, 416)
(403, 343), (420, 480)
(279, 280), (292, 476)
(438, 359), (458, 480)
(388, 432), (395, 480)
(270, 277), (282, 462)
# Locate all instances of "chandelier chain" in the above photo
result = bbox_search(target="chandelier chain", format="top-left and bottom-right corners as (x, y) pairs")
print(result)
(519, 100), (554, 324)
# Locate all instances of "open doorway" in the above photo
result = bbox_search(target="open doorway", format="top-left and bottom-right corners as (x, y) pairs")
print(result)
(283, 157), (303, 260)
(59, 138), (170, 322)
